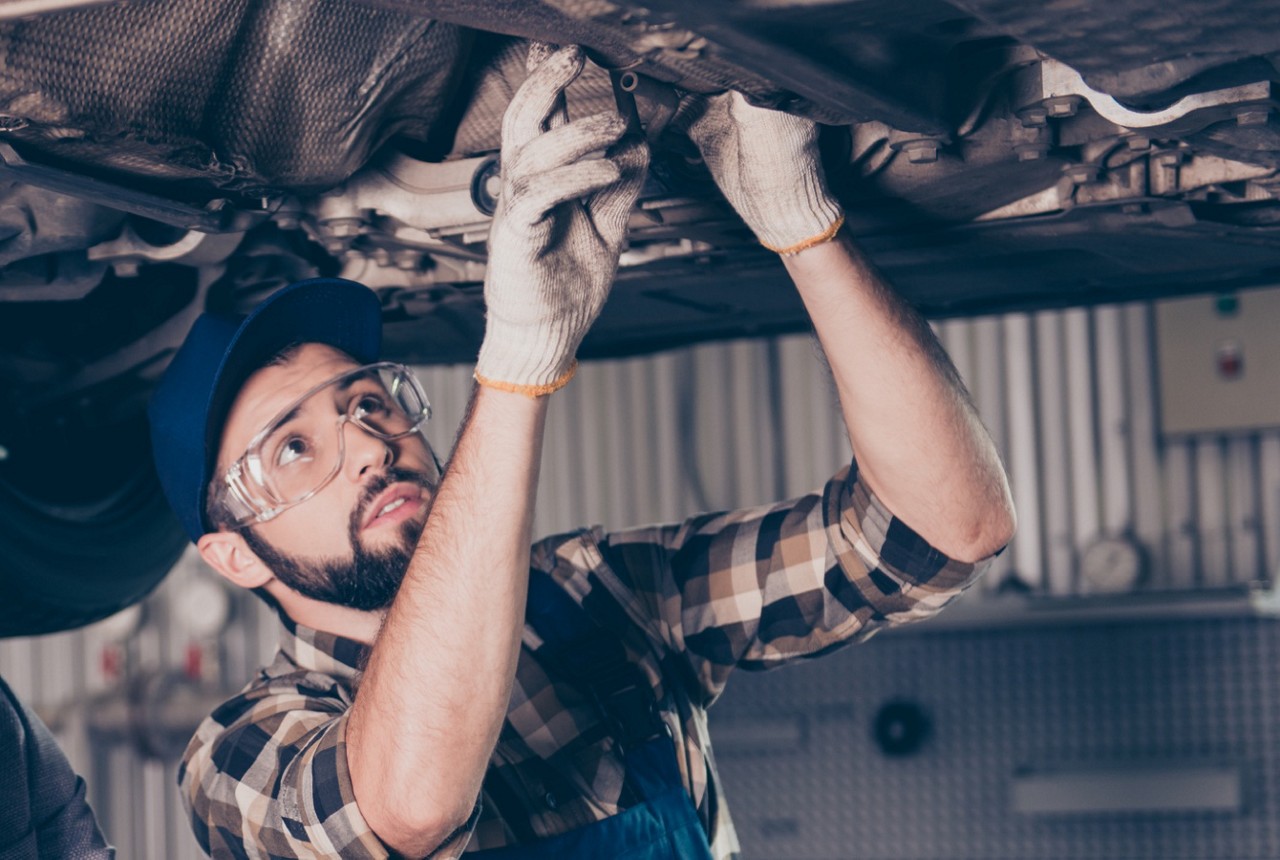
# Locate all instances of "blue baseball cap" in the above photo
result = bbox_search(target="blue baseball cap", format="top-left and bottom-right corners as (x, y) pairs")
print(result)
(148, 277), (383, 542)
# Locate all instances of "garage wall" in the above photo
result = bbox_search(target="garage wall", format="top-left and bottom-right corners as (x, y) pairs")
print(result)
(1, 296), (1278, 858)
(711, 616), (1280, 860)
(525, 299), (1279, 597)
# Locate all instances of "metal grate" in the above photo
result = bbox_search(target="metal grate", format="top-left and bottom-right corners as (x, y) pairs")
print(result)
(711, 617), (1280, 859)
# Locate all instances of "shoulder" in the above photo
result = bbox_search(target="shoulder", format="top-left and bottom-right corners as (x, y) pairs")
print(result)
(181, 653), (353, 794)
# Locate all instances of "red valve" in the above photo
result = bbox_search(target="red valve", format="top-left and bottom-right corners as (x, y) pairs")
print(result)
(184, 642), (204, 680)
(100, 644), (122, 682)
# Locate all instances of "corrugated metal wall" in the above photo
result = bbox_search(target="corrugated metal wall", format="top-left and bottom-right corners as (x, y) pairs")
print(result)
(2, 297), (1278, 857)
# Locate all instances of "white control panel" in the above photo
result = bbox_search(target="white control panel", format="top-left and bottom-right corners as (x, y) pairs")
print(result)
(1156, 285), (1280, 435)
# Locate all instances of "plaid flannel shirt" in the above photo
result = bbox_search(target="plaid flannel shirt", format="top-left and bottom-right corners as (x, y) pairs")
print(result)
(179, 461), (994, 858)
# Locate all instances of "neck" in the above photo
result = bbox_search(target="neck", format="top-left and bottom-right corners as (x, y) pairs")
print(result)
(271, 585), (387, 644)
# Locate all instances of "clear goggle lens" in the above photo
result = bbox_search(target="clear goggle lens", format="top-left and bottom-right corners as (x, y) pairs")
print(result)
(217, 362), (437, 526)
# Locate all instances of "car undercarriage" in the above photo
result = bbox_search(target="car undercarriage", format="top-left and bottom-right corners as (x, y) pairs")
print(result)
(2, 0), (1279, 633)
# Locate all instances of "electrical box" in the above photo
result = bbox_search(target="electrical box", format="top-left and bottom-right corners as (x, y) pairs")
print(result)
(1156, 286), (1280, 436)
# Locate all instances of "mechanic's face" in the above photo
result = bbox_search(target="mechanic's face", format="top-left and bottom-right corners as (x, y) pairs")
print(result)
(214, 343), (436, 610)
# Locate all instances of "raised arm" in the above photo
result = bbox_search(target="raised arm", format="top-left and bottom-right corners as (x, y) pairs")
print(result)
(345, 44), (647, 856)
(785, 237), (1013, 562)
(347, 387), (545, 855)
(685, 93), (1015, 563)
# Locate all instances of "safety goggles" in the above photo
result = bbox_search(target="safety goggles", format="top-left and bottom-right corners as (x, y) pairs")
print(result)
(212, 362), (438, 528)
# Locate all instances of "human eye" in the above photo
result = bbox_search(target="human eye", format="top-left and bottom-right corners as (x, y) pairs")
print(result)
(350, 391), (391, 419)
(274, 434), (314, 468)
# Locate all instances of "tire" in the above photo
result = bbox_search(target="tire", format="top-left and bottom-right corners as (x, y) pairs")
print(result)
(0, 422), (188, 638)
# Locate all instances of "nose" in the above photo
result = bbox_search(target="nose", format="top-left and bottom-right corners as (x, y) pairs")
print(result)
(341, 419), (392, 481)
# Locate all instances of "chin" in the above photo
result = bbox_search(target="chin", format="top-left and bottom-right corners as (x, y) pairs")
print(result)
(380, 514), (426, 553)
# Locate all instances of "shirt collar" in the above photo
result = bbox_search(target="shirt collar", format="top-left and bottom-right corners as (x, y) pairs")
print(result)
(278, 611), (371, 682)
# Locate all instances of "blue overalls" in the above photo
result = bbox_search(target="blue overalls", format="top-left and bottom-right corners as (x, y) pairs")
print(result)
(471, 571), (715, 860)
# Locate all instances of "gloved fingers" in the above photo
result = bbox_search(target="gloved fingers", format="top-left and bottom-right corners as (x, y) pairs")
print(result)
(690, 90), (818, 150)
(524, 41), (567, 131)
(503, 43), (584, 151)
(528, 41), (572, 133)
(750, 99), (822, 151)
(607, 132), (650, 182)
(672, 90), (726, 140)
(525, 40), (558, 72)
(514, 112), (628, 176)
(508, 159), (623, 222)
(588, 134), (649, 232)
(674, 88), (841, 253)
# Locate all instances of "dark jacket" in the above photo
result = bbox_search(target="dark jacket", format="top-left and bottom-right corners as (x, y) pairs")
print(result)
(0, 676), (113, 860)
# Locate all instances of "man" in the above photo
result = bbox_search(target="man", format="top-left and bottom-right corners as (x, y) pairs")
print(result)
(149, 43), (1015, 859)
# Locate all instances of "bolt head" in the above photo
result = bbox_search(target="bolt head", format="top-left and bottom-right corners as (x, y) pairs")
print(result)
(1046, 96), (1079, 118)
(1018, 107), (1048, 127)
(903, 141), (939, 164)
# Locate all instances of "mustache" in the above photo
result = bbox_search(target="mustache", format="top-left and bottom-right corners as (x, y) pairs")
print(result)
(349, 466), (436, 533)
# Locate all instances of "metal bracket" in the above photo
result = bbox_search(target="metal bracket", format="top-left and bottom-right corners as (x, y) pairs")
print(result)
(1017, 59), (1279, 136)
(87, 223), (246, 276)
(0, 142), (265, 232)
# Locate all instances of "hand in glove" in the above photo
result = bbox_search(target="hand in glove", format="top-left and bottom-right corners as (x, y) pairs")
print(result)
(474, 42), (649, 396)
(682, 91), (843, 256)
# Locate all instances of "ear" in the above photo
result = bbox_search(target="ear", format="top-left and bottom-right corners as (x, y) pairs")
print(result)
(197, 530), (274, 590)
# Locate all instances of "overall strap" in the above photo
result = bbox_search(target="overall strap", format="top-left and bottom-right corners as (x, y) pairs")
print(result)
(467, 573), (714, 858)
(524, 569), (666, 754)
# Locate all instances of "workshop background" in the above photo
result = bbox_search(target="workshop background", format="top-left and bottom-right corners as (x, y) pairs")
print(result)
(2, 289), (1279, 858)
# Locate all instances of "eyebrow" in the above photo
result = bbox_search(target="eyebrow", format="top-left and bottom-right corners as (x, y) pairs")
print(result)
(260, 367), (383, 438)
(272, 404), (303, 428)
(335, 368), (380, 392)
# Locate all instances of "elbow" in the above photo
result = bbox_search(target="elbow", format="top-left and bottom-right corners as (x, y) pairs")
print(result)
(953, 496), (1017, 564)
(982, 499), (1018, 560)
(352, 754), (476, 857)
(930, 492), (1016, 565)
(359, 790), (474, 858)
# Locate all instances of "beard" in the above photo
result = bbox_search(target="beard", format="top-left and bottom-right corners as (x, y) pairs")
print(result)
(241, 467), (432, 611)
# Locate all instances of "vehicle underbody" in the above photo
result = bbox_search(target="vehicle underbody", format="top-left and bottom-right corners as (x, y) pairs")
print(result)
(3, 0), (1279, 633)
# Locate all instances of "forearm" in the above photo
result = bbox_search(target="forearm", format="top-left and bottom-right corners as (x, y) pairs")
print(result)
(347, 385), (547, 855)
(784, 234), (1015, 562)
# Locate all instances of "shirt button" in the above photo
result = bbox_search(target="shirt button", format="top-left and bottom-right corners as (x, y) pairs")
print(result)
(544, 791), (558, 810)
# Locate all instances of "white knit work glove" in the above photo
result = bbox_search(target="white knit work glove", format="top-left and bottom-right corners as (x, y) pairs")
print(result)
(683, 91), (844, 255)
(474, 42), (649, 396)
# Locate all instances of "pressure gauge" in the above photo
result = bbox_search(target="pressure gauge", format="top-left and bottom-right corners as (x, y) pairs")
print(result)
(1080, 536), (1146, 593)
(173, 576), (233, 639)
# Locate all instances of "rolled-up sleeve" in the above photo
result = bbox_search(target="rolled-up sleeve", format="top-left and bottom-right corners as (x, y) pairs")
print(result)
(180, 677), (479, 859)
(592, 460), (998, 705)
